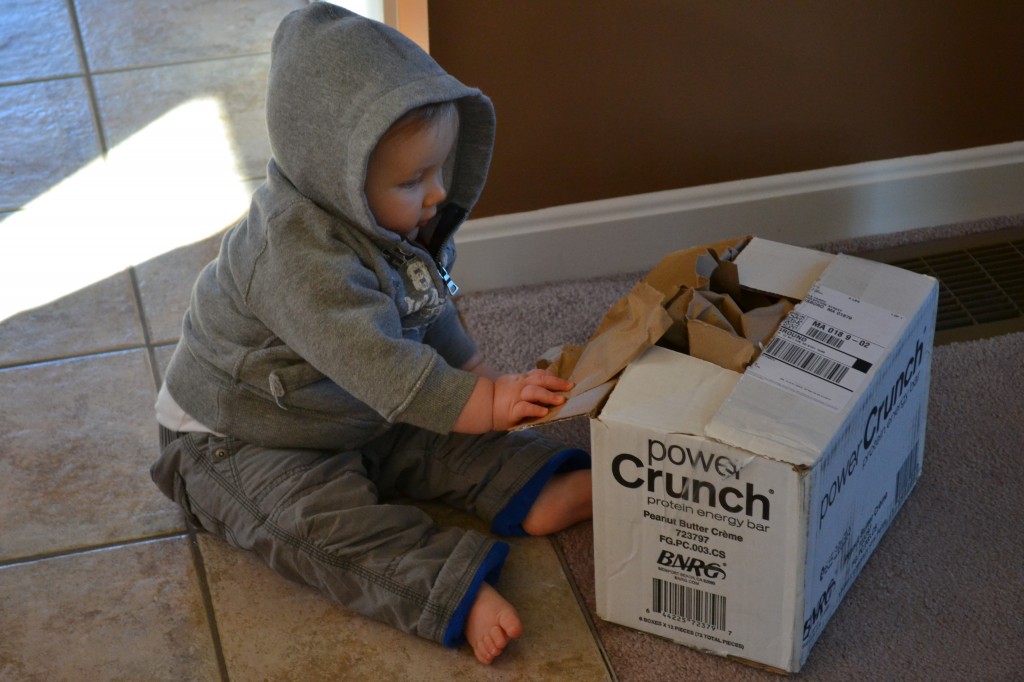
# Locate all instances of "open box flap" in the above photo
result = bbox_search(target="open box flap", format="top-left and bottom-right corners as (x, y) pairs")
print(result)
(706, 252), (936, 467)
(735, 237), (834, 300)
(599, 346), (741, 433)
(514, 378), (617, 429)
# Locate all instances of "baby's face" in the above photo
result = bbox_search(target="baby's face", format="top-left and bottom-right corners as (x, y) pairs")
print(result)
(365, 113), (458, 241)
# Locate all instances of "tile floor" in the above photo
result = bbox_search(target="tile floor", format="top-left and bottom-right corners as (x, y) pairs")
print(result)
(0, 2), (612, 679)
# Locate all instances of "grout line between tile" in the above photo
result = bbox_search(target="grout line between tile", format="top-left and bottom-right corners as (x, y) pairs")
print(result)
(0, 345), (149, 372)
(0, 73), (86, 89)
(64, 0), (109, 155)
(127, 266), (164, 391)
(185, 522), (231, 681)
(87, 50), (273, 78)
(116, 258), (226, 675)
(550, 535), (619, 682)
(0, 531), (188, 569)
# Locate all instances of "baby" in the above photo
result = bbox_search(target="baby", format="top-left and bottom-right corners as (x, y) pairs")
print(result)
(152, 3), (591, 665)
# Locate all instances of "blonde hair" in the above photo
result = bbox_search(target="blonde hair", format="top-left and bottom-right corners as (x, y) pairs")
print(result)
(385, 100), (459, 141)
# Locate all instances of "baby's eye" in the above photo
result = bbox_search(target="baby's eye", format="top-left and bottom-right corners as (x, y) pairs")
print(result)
(398, 176), (422, 189)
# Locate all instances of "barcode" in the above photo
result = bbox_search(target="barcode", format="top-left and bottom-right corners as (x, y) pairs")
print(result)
(894, 444), (921, 510)
(781, 312), (807, 331)
(764, 337), (851, 384)
(804, 326), (846, 349)
(652, 578), (727, 631)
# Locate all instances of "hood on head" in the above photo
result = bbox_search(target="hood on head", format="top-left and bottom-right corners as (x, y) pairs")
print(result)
(265, 2), (495, 239)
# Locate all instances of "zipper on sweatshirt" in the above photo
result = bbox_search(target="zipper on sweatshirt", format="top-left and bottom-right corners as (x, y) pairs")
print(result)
(436, 263), (459, 296)
(425, 203), (468, 296)
(385, 204), (468, 298)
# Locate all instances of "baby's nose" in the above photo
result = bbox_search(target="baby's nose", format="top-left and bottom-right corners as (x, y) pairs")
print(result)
(424, 172), (447, 207)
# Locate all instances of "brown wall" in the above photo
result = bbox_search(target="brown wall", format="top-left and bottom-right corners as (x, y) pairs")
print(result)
(428, 1), (1024, 219)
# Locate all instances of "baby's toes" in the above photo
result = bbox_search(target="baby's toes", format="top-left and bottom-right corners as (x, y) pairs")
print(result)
(499, 611), (524, 640)
(474, 641), (495, 665)
(476, 635), (501, 664)
(489, 625), (510, 650)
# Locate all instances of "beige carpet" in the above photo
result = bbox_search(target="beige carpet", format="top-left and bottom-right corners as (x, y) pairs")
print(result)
(458, 216), (1024, 681)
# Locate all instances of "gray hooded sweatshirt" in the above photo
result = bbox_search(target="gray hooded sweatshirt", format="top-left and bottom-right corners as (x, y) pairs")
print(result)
(162, 3), (496, 450)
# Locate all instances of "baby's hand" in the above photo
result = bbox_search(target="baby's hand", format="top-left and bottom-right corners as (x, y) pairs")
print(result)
(492, 369), (573, 430)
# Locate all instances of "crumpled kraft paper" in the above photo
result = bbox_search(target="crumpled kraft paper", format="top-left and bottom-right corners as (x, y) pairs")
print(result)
(527, 235), (794, 427)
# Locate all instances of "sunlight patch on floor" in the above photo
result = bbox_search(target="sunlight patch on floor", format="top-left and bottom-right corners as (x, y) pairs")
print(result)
(0, 97), (252, 322)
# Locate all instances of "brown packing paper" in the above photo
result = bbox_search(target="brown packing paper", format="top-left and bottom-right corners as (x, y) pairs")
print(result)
(642, 234), (748, 302)
(525, 235), (798, 428)
(741, 299), (795, 348)
(540, 238), (743, 378)
(686, 318), (756, 372)
(536, 343), (583, 380)
(687, 290), (742, 333)
(709, 257), (742, 302)
(562, 281), (672, 395)
(662, 288), (695, 352)
(524, 281), (673, 429)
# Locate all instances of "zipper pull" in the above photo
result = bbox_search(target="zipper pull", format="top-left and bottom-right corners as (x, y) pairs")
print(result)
(437, 263), (459, 296)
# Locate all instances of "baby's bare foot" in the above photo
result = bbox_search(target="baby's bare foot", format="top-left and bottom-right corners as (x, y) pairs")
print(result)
(521, 469), (593, 536)
(465, 582), (522, 664)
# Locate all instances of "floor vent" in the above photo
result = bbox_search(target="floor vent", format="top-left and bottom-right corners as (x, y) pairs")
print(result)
(858, 226), (1024, 345)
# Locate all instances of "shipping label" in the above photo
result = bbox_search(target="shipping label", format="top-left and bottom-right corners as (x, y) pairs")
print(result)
(746, 283), (905, 411)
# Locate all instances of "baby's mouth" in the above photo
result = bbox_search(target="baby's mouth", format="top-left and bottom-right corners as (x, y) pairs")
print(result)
(416, 212), (440, 234)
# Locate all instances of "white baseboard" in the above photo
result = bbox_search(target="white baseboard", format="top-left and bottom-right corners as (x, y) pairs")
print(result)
(453, 141), (1024, 292)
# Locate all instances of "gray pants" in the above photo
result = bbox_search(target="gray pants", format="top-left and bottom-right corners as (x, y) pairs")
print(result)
(151, 424), (587, 647)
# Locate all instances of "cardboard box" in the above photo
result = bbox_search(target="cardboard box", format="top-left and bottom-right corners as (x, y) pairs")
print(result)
(581, 238), (938, 672)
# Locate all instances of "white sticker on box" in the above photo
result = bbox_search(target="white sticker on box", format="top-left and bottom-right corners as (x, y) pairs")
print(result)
(746, 284), (905, 411)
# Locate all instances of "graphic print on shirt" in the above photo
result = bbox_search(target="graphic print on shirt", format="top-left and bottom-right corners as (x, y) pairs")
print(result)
(401, 259), (443, 322)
